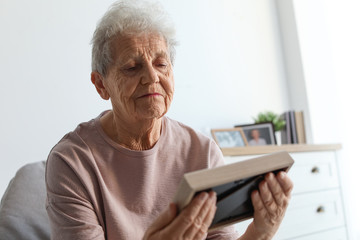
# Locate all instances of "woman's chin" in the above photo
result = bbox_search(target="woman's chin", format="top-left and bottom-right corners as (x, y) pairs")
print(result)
(134, 108), (167, 121)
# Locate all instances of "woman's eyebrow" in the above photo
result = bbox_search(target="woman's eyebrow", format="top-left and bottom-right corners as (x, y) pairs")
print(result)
(154, 50), (170, 59)
(118, 48), (169, 65)
(118, 53), (141, 65)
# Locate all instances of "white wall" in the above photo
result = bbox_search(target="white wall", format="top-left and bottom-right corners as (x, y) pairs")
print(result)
(289, 0), (360, 239)
(292, 0), (341, 144)
(0, 0), (289, 196)
(275, 0), (314, 144)
(163, 0), (290, 130)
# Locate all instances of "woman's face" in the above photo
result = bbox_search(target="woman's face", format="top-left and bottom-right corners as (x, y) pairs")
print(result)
(102, 33), (174, 122)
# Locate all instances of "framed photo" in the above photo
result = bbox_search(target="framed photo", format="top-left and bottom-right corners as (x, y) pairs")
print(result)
(235, 123), (276, 146)
(211, 128), (248, 148)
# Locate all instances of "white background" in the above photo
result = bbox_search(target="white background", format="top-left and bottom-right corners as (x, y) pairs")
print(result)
(1, 0), (359, 238)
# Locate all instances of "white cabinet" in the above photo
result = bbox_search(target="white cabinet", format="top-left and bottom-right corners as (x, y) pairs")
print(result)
(288, 152), (339, 194)
(291, 228), (347, 240)
(223, 146), (348, 240)
(275, 189), (345, 239)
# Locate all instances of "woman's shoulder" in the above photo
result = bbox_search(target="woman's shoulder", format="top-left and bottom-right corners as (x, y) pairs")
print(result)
(51, 121), (94, 152)
(162, 116), (221, 154)
(162, 116), (224, 169)
(47, 115), (102, 168)
(163, 116), (211, 143)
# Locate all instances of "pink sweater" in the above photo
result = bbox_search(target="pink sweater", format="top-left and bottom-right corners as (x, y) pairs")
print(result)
(45, 112), (240, 239)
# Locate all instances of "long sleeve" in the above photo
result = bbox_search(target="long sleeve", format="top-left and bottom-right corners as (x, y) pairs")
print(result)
(46, 152), (105, 240)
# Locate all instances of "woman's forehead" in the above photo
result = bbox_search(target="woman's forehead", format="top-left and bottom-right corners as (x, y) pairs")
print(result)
(111, 33), (169, 61)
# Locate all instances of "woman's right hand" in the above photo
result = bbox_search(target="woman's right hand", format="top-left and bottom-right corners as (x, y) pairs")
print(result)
(143, 191), (217, 240)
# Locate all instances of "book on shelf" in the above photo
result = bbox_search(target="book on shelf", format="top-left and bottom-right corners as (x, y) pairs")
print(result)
(280, 111), (291, 144)
(173, 151), (294, 230)
(289, 111), (298, 144)
(295, 111), (306, 144)
(280, 110), (306, 144)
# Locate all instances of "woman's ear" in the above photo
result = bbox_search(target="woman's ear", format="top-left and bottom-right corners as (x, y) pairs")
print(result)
(91, 71), (110, 100)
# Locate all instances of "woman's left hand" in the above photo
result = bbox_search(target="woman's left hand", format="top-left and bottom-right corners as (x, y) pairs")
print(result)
(240, 171), (293, 240)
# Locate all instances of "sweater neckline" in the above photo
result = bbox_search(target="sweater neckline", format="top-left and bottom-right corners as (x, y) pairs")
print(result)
(94, 110), (167, 157)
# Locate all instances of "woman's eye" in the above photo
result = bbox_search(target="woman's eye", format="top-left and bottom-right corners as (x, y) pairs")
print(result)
(125, 66), (138, 72)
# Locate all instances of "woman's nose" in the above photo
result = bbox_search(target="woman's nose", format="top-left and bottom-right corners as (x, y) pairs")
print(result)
(140, 64), (159, 85)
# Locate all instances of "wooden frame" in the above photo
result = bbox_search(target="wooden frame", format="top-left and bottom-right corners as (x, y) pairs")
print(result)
(221, 143), (342, 156)
(173, 151), (294, 230)
(211, 128), (248, 148)
(235, 123), (276, 146)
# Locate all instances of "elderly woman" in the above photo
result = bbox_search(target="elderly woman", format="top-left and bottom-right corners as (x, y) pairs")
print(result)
(45, 1), (293, 239)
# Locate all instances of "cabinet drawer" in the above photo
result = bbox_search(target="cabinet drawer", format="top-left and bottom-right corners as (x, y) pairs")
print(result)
(233, 189), (345, 240)
(275, 189), (345, 239)
(289, 151), (339, 194)
(290, 227), (347, 240)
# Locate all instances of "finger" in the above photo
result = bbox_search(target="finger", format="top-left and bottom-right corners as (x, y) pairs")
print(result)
(202, 192), (217, 227)
(144, 203), (177, 239)
(276, 171), (293, 196)
(153, 203), (177, 230)
(265, 172), (286, 206)
(251, 190), (266, 217)
(193, 201), (217, 239)
(168, 191), (210, 236)
(183, 191), (217, 239)
(258, 180), (278, 214)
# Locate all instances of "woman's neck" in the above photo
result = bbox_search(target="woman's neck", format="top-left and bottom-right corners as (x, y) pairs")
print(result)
(100, 110), (162, 151)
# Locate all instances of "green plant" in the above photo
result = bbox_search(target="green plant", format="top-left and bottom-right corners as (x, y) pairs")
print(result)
(253, 111), (285, 132)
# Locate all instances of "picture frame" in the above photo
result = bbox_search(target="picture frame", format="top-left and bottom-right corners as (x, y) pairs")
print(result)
(173, 152), (294, 230)
(211, 128), (248, 148)
(235, 123), (276, 146)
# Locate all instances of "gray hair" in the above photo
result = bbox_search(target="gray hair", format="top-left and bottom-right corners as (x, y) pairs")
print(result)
(91, 0), (177, 76)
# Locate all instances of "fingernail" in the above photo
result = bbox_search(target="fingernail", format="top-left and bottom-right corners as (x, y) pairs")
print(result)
(261, 181), (268, 190)
(210, 191), (217, 201)
(279, 171), (286, 179)
(199, 192), (208, 200)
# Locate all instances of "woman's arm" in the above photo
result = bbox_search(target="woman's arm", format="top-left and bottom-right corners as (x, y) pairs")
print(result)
(46, 153), (105, 240)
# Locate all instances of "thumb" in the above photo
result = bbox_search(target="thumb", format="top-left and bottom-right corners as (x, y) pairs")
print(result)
(152, 203), (177, 230)
(143, 203), (177, 239)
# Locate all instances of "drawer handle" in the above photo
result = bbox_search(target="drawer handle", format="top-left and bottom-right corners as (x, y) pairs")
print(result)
(316, 206), (325, 213)
(311, 166), (320, 174)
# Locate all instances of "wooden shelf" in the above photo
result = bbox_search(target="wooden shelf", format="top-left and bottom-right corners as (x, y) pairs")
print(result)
(221, 144), (342, 156)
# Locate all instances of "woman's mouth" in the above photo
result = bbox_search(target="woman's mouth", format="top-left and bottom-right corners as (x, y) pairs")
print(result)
(141, 93), (162, 98)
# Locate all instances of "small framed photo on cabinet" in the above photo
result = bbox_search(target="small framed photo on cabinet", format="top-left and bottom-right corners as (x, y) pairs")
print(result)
(235, 123), (276, 146)
(211, 128), (248, 148)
